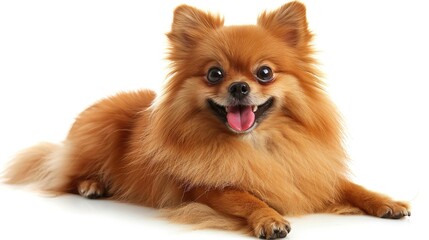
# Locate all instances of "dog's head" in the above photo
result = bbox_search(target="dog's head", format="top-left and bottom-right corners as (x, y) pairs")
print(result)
(163, 2), (331, 136)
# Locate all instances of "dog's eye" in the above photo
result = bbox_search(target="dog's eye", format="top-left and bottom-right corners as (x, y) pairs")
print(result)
(207, 67), (224, 84)
(256, 66), (274, 83)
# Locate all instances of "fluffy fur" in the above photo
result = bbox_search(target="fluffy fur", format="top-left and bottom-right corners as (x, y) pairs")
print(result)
(4, 2), (410, 239)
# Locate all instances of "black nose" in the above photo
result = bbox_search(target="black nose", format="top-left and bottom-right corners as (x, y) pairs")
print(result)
(229, 82), (250, 100)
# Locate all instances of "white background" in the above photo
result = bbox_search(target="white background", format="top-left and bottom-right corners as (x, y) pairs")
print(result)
(0, 0), (428, 239)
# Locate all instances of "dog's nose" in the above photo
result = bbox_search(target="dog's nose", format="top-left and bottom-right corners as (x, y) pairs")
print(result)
(229, 82), (250, 100)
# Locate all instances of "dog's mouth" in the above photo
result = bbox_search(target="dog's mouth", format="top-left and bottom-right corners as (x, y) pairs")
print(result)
(207, 97), (274, 134)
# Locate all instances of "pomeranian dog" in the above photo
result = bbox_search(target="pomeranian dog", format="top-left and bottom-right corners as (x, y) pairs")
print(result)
(4, 2), (410, 239)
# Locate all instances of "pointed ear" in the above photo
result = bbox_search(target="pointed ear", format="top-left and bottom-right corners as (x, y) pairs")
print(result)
(168, 5), (224, 51)
(257, 1), (311, 48)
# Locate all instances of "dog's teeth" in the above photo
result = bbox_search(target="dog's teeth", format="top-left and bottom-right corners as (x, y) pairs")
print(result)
(252, 105), (258, 112)
(225, 106), (230, 113)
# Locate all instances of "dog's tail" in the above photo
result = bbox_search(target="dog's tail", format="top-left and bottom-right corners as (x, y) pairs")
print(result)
(160, 202), (250, 234)
(3, 142), (70, 194)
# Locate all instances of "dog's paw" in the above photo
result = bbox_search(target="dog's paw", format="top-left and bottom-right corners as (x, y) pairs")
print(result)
(365, 198), (410, 219)
(377, 201), (410, 219)
(249, 208), (291, 239)
(77, 179), (105, 199)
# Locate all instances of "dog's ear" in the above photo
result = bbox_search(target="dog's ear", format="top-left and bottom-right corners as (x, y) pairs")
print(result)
(258, 1), (311, 48)
(168, 5), (224, 51)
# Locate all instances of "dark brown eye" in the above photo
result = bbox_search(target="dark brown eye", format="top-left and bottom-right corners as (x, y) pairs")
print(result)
(256, 66), (274, 83)
(207, 67), (224, 84)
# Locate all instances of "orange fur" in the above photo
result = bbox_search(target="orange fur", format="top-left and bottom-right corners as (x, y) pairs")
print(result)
(4, 2), (410, 239)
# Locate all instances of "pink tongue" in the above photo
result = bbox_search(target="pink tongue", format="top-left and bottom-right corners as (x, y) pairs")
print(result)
(226, 106), (255, 132)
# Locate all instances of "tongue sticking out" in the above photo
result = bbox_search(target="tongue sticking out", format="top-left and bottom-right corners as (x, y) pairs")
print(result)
(226, 105), (255, 132)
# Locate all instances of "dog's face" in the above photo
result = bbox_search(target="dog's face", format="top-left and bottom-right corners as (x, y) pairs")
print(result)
(166, 3), (315, 134)
(201, 26), (285, 134)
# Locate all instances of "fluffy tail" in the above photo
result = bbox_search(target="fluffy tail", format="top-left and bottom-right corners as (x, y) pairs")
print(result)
(160, 202), (250, 234)
(3, 142), (70, 193)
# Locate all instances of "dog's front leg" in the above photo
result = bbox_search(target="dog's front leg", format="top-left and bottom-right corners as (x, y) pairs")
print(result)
(340, 179), (410, 219)
(187, 187), (290, 239)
